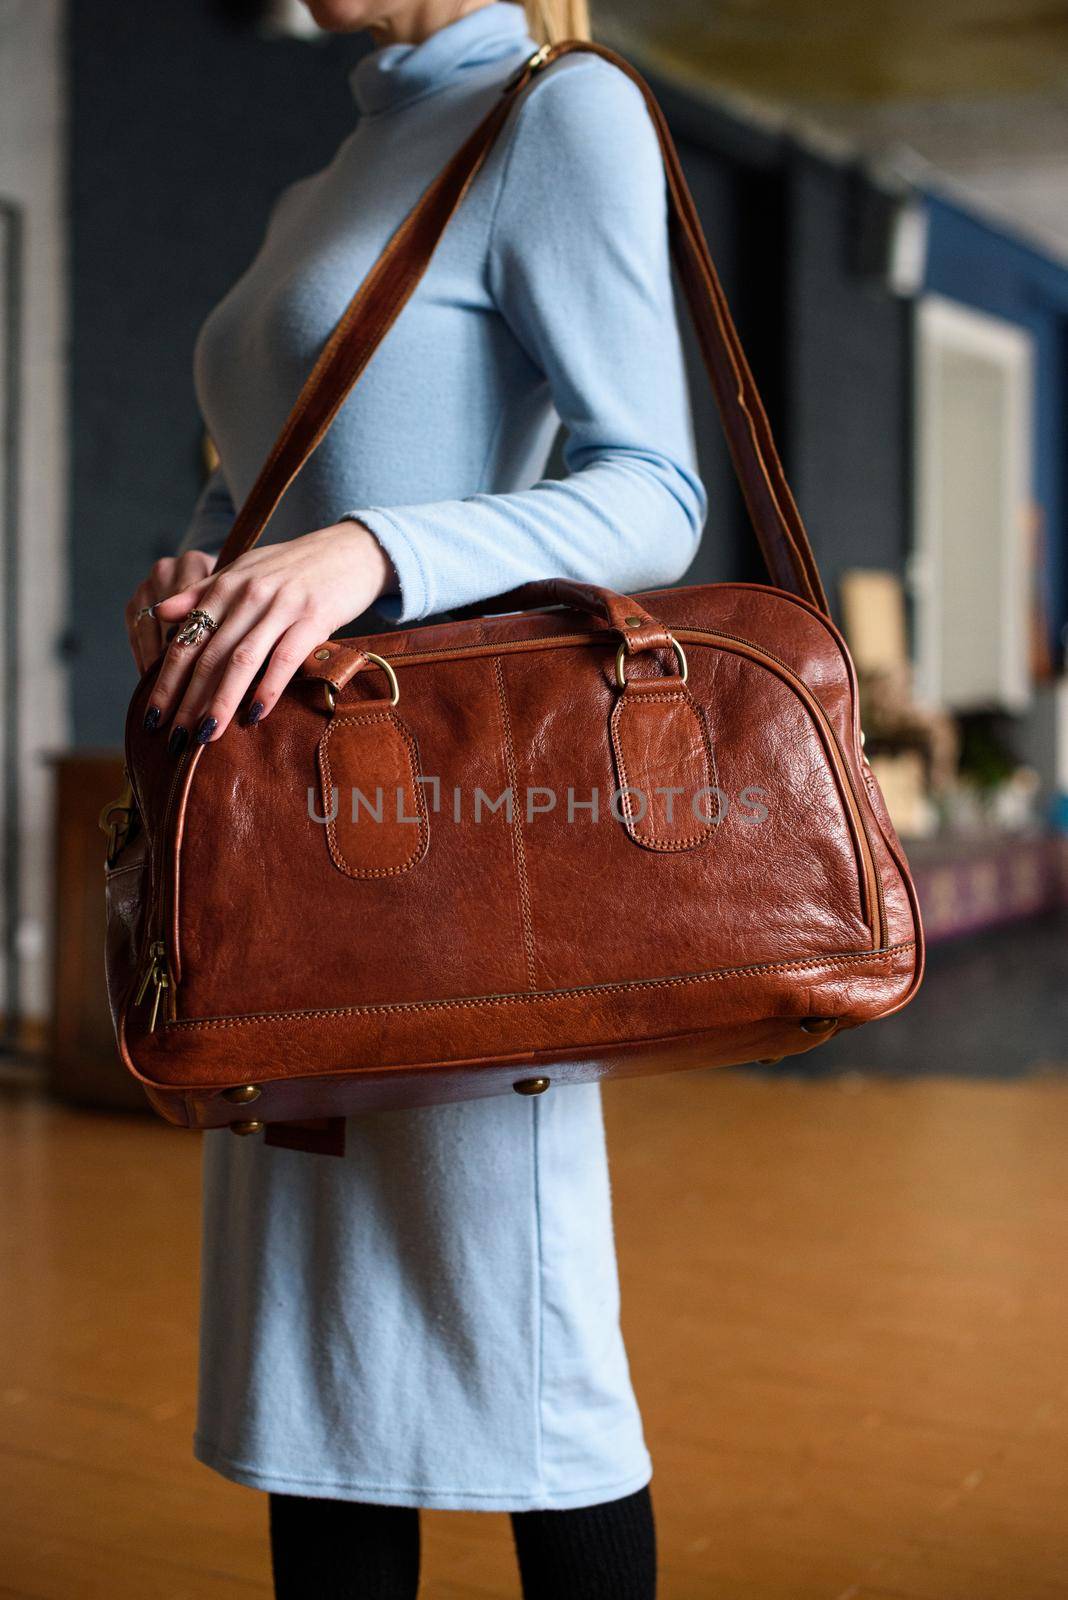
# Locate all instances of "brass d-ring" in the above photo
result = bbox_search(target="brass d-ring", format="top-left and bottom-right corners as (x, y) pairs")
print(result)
(324, 650), (401, 712)
(615, 635), (688, 690)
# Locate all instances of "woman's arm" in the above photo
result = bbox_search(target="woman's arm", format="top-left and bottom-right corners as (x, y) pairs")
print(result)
(355, 56), (707, 625)
(174, 463), (237, 559)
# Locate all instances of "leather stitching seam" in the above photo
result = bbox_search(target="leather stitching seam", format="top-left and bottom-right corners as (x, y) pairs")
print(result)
(493, 657), (538, 991)
(609, 687), (718, 851)
(317, 711), (429, 878)
(166, 940), (916, 1030)
(104, 861), (145, 879)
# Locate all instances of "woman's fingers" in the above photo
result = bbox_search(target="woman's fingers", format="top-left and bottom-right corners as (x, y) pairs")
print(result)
(125, 552), (219, 677)
(133, 523), (394, 747)
(126, 556), (178, 671)
(167, 611), (325, 750)
(238, 617), (330, 727)
(150, 579), (217, 633)
(168, 595), (300, 747)
(146, 574), (255, 733)
(152, 575), (216, 629)
(125, 586), (158, 675)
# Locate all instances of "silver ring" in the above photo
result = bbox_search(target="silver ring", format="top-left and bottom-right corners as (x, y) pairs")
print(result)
(174, 608), (219, 648)
(134, 604), (157, 625)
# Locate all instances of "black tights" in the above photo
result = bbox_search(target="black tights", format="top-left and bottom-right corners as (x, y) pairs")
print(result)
(268, 1483), (657, 1599)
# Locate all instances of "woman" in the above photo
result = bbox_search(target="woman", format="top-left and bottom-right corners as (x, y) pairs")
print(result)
(125, 1), (706, 1594)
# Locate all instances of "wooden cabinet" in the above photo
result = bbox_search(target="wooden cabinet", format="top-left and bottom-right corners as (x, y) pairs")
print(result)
(48, 751), (147, 1110)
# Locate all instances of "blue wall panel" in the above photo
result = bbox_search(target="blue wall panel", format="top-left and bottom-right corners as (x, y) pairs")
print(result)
(786, 150), (912, 615)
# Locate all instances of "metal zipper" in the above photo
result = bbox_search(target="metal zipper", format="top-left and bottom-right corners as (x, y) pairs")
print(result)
(134, 752), (189, 1030)
(133, 938), (175, 1031)
(675, 628), (885, 949)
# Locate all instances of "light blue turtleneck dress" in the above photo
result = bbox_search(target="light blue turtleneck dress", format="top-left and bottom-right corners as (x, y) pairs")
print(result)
(184, 3), (706, 1512)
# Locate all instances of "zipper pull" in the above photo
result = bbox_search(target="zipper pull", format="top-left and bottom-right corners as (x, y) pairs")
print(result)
(134, 942), (161, 1007)
(135, 940), (173, 1031)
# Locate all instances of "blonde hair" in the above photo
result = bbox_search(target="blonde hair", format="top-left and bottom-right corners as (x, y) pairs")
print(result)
(523, 0), (591, 44)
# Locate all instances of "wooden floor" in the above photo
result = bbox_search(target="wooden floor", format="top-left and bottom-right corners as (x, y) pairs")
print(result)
(1, 1067), (1067, 1599)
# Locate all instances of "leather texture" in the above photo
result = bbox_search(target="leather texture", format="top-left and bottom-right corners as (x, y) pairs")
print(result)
(316, 710), (430, 878)
(104, 41), (924, 1148)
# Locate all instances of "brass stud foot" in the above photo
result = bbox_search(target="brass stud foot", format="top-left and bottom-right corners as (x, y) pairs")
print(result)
(223, 1084), (261, 1104)
(229, 1120), (265, 1136)
(513, 1077), (551, 1096)
(800, 1017), (838, 1035)
(758, 1056), (784, 1065)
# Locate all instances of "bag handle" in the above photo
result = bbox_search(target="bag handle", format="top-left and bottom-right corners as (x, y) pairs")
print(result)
(213, 40), (829, 618)
(303, 577), (679, 698)
(491, 578), (672, 652)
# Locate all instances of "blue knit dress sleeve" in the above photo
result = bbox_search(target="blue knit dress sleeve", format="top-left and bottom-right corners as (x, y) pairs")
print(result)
(351, 57), (707, 624)
(176, 462), (236, 558)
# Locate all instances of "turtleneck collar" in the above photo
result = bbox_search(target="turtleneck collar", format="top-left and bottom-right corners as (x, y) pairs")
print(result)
(349, 2), (535, 118)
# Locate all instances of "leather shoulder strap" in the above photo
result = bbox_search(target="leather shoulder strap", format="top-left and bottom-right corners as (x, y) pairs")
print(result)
(213, 40), (829, 618)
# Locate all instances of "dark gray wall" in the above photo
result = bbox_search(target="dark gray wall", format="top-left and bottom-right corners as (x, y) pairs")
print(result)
(785, 149), (913, 599)
(69, 1), (365, 744)
(68, 15), (911, 746)
(651, 75), (795, 593)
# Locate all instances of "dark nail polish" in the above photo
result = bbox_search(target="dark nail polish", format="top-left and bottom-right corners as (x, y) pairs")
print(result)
(165, 624), (178, 642)
(195, 716), (217, 746)
(246, 700), (264, 726)
(168, 725), (188, 759)
(143, 705), (161, 734)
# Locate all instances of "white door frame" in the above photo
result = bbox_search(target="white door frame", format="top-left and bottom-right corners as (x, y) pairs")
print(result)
(0, 0), (70, 1036)
(911, 292), (1035, 714)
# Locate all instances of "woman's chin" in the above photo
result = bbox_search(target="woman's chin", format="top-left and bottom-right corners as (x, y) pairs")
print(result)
(299, 0), (378, 36)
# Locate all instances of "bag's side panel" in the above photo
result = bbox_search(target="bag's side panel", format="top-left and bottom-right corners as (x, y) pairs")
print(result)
(104, 831), (149, 1040)
(498, 639), (876, 989)
(105, 669), (196, 1038)
(647, 584), (923, 963)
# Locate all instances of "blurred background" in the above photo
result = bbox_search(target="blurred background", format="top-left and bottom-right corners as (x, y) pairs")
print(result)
(0, 1), (1066, 1597)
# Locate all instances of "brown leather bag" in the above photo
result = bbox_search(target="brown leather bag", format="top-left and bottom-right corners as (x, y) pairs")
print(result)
(102, 40), (923, 1152)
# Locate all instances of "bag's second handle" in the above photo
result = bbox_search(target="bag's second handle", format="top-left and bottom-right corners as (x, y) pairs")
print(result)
(305, 578), (679, 698)
(213, 41), (830, 619)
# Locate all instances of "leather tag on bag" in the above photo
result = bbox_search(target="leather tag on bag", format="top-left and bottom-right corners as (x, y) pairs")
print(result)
(609, 683), (717, 851)
(264, 1118), (348, 1157)
(316, 711), (429, 877)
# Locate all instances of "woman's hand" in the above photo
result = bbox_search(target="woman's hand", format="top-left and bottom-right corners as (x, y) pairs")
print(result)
(145, 521), (396, 751)
(125, 550), (218, 675)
